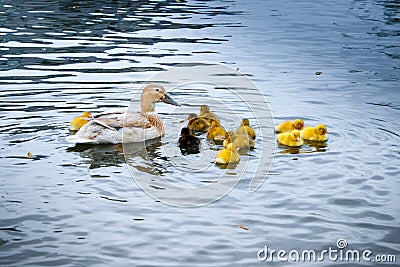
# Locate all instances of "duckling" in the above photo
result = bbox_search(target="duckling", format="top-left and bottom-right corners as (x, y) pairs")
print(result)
(275, 119), (305, 133)
(236, 118), (256, 139)
(300, 124), (328, 141)
(223, 131), (255, 150)
(207, 121), (227, 143)
(215, 143), (240, 164)
(223, 131), (235, 148)
(199, 105), (219, 123)
(277, 130), (304, 147)
(70, 111), (92, 131)
(178, 127), (200, 154)
(187, 113), (210, 133)
(236, 133), (255, 149)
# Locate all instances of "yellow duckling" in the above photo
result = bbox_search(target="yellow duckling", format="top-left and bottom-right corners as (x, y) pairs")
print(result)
(236, 118), (256, 139)
(223, 131), (255, 150)
(277, 130), (304, 147)
(199, 105), (219, 123)
(207, 121), (227, 143)
(215, 143), (240, 164)
(300, 124), (328, 141)
(275, 119), (305, 133)
(236, 134), (255, 149)
(70, 111), (92, 131)
(187, 113), (210, 133)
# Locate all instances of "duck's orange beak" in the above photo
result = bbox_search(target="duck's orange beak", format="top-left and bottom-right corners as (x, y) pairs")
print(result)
(160, 93), (180, 106)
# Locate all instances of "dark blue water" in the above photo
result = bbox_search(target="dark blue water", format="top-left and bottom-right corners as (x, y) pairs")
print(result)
(1, 0), (399, 266)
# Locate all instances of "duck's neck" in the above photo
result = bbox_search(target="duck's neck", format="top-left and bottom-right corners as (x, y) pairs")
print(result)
(141, 99), (155, 114)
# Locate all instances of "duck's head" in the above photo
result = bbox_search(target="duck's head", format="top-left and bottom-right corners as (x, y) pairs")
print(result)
(293, 119), (305, 130)
(211, 121), (221, 128)
(241, 118), (250, 126)
(316, 124), (327, 135)
(180, 127), (191, 136)
(200, 105), (210, 114)
(141, 83), (180, 113)
(291, 130), (302, 141)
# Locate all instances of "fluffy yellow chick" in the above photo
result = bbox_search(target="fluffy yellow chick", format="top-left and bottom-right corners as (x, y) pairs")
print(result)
(300, 124), (328, 141)
(70, 111), (92, 131)
(275, 119), (304, 133)
(223, 131), (255, 150)
(236, 118), (256, 139)
(277, 130), (304, 147)
(187, 113), (210, 132)
(215, 143), (240, 164)
(207, 121), (227, 143)
(199, 105), (219, 123)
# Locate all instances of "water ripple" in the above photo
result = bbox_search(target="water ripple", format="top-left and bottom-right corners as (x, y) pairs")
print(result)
(0, 0), (399, 266)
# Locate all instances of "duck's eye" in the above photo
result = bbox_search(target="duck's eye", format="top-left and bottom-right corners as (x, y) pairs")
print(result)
(155, 88), (160, 92)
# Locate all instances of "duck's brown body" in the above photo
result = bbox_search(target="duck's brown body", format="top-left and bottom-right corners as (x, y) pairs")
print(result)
(66, 84), (180, 144)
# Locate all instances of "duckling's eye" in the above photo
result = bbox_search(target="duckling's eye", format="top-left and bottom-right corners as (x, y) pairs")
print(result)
(155, 88), (160, 92)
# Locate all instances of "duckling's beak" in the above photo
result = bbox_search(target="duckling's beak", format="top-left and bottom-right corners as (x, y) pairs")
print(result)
(296, 137), (302, 141)
(160, 93), (180, 106)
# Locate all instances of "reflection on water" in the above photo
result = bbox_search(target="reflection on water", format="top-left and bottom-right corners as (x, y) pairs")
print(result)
(1, 0), (399, 266)
(277, 140), (328, 155)
(67, 143), (127, 169)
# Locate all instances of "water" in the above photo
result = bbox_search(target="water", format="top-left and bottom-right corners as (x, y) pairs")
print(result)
(1, 0), (399, 266)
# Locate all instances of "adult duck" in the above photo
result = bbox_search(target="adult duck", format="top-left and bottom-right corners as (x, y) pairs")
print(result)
(66, 84), (180, 144)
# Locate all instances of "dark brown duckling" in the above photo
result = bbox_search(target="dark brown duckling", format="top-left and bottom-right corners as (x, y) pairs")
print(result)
(178, 127), (201, 154)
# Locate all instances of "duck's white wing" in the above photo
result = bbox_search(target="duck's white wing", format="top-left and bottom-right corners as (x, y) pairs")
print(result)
(65, 120), (121, 144)
(66, 111), (163, 144)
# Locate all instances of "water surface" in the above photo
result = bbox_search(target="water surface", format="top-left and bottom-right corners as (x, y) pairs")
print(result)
(1, 0), (399, 266)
